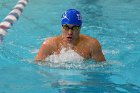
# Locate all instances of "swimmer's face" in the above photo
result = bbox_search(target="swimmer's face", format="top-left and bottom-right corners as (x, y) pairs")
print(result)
(61, 24), (81, 43)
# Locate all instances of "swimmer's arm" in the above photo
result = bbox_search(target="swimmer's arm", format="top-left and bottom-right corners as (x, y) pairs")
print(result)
(91, 40), (106, 62)
(34, 40), (52, 62)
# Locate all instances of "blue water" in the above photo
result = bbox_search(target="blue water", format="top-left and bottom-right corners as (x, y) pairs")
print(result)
(0, 0), (140, 93)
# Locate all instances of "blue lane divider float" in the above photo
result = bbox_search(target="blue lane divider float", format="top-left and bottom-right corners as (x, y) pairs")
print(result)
(0, 0), (28, 43)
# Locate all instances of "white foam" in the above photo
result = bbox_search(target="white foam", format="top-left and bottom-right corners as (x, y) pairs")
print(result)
(103, 49), (120, 55)
(45, 47), (84, 63)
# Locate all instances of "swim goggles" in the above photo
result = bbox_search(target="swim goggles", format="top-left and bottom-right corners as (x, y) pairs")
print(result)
(62, 24), (80, 31)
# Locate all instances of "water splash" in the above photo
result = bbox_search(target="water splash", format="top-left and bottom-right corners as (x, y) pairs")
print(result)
(29, 47), (124, 70)
(45, 47), (84, 63)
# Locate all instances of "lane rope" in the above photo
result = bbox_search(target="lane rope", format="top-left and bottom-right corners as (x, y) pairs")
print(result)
(0, 0), (28, 43)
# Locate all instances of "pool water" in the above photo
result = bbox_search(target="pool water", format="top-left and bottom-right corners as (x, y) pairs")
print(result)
(0, 0), (140, 93)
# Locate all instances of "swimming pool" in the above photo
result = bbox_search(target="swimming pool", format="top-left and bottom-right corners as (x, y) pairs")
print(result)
(0, 0), (140, 92)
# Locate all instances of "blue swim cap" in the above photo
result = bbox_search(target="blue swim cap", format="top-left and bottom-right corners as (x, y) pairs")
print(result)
(61, 9), (82, 26)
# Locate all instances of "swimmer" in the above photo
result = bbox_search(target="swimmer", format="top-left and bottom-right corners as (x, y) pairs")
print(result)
(35, 9), (106, 62)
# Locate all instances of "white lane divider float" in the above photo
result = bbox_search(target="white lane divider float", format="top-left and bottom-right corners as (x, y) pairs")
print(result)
(0, 0), (28, 43)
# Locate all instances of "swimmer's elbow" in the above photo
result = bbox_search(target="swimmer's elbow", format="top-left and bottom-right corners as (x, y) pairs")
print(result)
(91, 54), (106, 62)
(34, 58), (41, 61)
(34, 58), (41, 62)
(94, 58), (106, 62)
(34, 58), (45, 63)
(99, 58), (106, 62)
(34, 55), (45, 62)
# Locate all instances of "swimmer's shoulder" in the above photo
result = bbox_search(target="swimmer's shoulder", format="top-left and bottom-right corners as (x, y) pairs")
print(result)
(80, 34), (100, 48)
(80, 34), (98, 42)
(43, 36), (60, 45)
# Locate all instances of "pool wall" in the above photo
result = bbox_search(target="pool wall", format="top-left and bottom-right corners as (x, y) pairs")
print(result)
(0, 0), (28, 43)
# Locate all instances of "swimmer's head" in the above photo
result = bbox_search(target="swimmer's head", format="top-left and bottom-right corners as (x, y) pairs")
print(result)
(61, 9), (82, 26)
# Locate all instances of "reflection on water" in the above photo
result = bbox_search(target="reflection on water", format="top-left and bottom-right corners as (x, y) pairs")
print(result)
(37, 61), (140, 93)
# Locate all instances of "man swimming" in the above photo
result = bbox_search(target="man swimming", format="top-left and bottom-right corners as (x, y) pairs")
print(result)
(35, 9), (106, 62)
